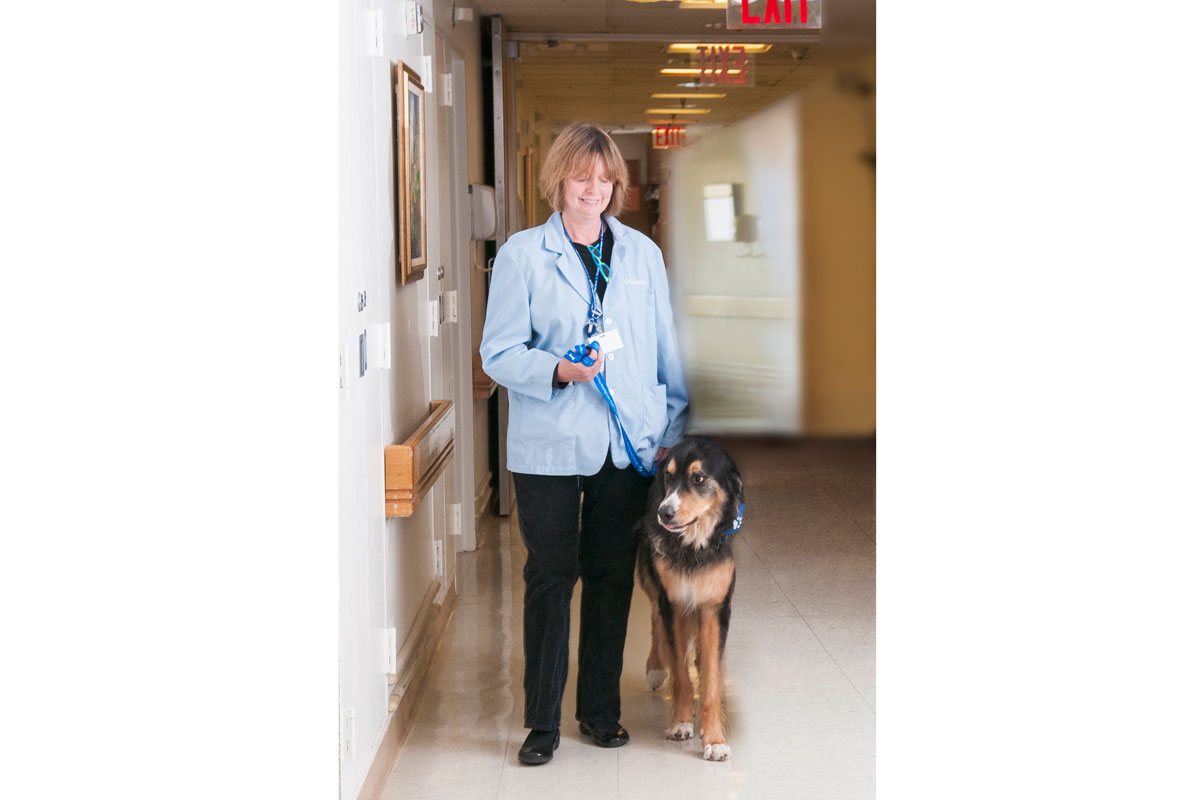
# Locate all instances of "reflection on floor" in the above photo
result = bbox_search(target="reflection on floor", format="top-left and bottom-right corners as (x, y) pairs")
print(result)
(379, 437), (875, 800)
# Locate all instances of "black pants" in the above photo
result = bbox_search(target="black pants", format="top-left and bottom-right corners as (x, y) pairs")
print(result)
(513, 453), (651, 731)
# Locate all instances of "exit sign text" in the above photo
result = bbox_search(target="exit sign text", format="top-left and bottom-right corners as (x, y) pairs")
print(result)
(696, 45), (750, 85)
(727, 0), (820, 29)
(652, 125), (686, 149)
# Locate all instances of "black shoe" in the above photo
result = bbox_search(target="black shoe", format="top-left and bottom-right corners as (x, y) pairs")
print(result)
(517, 728), (560, 765)
(578, 720), (630, 748)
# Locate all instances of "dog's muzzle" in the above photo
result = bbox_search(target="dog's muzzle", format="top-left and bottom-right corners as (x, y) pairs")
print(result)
(658, 495), (680, 527)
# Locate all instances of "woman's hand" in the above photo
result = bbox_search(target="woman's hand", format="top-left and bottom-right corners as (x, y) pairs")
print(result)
(655, 447), (670, 462)
(554, 345), (602, 384)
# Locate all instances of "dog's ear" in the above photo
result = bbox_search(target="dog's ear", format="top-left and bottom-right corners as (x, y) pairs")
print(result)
(729, 462), (744, 507)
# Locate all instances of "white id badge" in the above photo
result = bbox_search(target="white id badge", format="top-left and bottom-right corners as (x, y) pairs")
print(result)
(587, 327), (624, 355)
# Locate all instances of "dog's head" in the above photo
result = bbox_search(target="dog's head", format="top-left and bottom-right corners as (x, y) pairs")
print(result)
(652, 436), (744, 549)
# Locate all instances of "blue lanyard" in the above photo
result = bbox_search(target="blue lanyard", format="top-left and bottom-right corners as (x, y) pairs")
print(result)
(561, 219), (656, 477)
(563, 216), (607, 337)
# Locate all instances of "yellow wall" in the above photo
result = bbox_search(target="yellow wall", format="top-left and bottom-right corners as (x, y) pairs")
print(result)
(800, 53), (876, 435)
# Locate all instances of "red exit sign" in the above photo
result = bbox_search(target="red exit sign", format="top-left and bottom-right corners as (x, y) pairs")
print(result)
(652, 125), (686, 149)
(727, 0), (821, 29)
(696, 45), (751, 85)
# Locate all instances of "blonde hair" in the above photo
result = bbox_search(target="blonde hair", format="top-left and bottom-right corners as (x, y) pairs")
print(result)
(538, 123), (631, 218)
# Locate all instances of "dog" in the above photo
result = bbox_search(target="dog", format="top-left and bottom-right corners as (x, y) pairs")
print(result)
(635, 436), (744, 762)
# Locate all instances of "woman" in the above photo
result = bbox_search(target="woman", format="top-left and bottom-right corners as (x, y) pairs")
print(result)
(480, 123), (688, 765)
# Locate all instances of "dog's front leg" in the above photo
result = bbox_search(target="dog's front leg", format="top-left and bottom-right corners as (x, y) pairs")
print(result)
(665, 609), (695, 740)
(697, 608), (730, 761)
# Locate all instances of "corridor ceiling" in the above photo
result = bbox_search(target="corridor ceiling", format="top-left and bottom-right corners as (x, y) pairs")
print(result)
(471, 0), (875, 132)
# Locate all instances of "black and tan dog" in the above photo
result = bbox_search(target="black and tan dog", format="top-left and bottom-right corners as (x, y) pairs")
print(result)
(636, 436), (744, 761)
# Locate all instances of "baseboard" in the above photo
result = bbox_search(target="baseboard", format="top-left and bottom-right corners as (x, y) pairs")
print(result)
(356, 580), (458, 800)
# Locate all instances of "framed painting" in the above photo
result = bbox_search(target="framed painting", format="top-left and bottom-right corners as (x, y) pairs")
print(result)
(394, 62), (427, 284)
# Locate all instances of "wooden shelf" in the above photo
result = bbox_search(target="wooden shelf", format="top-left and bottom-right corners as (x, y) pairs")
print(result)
(384, 400), (454, 518)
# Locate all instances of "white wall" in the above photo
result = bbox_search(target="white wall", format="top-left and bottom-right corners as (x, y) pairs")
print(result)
(666, 95), (803, 433)
(339, 2), (482, 798)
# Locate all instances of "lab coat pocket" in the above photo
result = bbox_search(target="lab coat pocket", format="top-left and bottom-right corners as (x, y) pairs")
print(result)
(641, 383), (668, 448)
(545, 380), (578, 458)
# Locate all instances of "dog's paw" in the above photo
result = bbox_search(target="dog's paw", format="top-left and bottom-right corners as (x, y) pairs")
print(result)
(665, 722), (694, 740)
(646, 669), (667, 691)
(702, 742), (731, 762)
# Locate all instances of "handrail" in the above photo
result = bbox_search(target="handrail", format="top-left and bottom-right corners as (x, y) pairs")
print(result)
(384, 400), (455, 518)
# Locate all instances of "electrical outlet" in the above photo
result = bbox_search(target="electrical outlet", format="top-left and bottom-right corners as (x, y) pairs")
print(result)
(428, 300), (440, 337)
(363, 9), (383, 57)
(341, 708), (356, 762)
(433, 539), (444, 576)
(339, 345), (351, 395)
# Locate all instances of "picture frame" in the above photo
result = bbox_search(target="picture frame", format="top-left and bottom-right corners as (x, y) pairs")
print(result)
(394, 62), (427, 285)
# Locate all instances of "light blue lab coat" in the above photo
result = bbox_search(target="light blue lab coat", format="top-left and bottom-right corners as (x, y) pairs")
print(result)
(480, 212), (689, 476)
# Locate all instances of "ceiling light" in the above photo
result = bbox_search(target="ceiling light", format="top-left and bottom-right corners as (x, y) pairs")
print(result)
(659, 68), (744, 76)
(651, 92), (726, 99)
(645, 108), (711, 115)
(644, 119), (694, 125)
(667, 43), (771, 53)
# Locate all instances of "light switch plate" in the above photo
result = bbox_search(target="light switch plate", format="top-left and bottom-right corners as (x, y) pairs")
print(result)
(368, 323), (391, 370)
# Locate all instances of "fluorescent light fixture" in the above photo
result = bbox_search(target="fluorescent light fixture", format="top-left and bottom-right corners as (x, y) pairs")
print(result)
(644, 119), (695, 125)
(660, 68), (744, 76)
(651, 92), (726, 99)
(645, 108), (711, 115)
(667, 43), (771, 53)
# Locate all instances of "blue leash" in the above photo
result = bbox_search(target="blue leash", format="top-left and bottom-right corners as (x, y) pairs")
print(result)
(564, 348), (745, 536)
(563, 343), (657, 478)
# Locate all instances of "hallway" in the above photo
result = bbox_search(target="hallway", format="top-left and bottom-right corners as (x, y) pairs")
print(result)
(379, 438), (875, 800)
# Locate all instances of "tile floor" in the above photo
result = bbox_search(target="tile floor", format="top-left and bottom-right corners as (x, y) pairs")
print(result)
(380, 437), (875, 800)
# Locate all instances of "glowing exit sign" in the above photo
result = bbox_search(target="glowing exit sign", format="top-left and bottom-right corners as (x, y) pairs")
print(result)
(652, 125), (686, 149)
(696, 45), (753, 85)
(726, 0), (821, 29)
